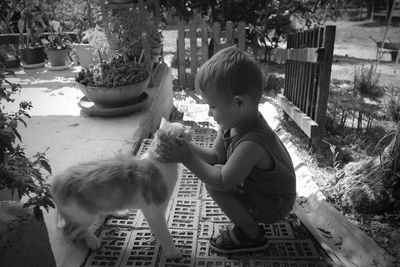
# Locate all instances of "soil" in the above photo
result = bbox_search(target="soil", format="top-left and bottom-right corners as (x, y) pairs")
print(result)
(162, 19), (400, 262)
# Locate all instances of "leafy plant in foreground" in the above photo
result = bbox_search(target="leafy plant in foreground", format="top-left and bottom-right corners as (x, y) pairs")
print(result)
(0, 59), (54, 219)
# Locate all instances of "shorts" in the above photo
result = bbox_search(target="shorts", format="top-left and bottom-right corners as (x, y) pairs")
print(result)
(232, 184), (295, 224)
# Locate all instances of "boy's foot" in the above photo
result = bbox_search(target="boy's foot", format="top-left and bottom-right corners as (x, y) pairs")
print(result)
(209, 226), (268, 254)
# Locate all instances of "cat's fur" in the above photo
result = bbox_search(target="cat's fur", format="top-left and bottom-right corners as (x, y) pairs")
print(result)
(50, 118), (192, 259)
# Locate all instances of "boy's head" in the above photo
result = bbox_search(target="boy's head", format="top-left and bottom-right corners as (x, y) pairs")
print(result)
(195, 46), (264, 103)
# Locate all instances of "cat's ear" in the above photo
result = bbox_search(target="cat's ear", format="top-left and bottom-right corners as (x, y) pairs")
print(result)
(159, 117), (168, 129)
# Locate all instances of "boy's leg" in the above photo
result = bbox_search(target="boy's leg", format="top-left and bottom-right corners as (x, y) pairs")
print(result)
(205, 185), (261, 239)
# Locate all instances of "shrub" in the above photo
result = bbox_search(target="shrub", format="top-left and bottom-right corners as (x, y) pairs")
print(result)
(264, 73), (284, 95)
(353, 63), (383, 98)
(0, 59), (54, 219)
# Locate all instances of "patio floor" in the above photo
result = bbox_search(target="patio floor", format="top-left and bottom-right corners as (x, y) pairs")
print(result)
(82, 122), (334, 267)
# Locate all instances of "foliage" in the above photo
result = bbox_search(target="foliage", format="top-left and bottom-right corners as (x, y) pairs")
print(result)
(353, 63), (383, 98)
(107, 7), (159, 61)
(75, 57), (149, 87)
(41, 20), (73, 51)
(17, 0), (49, 48)
(48, 0), (102, 32)
(0, 58), (54, 219)
(81, 25), (113, 61)
(264, 73), (284, 95)
(385, 87), (400, 123)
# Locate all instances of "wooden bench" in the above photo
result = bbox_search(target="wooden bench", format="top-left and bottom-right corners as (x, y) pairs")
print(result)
(277, 26), (336, 143)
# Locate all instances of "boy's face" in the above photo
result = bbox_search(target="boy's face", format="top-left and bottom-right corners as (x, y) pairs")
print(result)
(200, 89), (239, 130)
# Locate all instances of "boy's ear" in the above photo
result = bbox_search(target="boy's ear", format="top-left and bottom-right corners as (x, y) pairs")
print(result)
(233, 96), (245, 108)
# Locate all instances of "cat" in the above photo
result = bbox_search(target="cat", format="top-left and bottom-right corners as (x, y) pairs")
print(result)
(50, 117), (192, 260)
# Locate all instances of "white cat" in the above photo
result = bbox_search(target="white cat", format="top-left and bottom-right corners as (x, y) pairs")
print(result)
(50, 118), (192, 259)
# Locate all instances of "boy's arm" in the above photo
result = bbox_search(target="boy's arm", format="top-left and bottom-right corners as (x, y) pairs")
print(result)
(188, 128), (226, 165)
(184, 140), (269, 192)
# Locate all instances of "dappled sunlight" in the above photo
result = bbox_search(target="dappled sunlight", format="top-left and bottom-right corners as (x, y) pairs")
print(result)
(4, 66), (84, 116)
(3, 85), (84, 116)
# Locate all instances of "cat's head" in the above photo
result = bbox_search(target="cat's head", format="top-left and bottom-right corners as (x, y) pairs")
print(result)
(156, 117), (193, 142)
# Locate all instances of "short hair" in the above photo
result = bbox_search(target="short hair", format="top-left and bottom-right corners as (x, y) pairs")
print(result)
(195, 46), (263, 102)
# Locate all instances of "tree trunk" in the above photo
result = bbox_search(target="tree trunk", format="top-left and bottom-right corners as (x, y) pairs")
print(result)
(332, 124), (400, 213)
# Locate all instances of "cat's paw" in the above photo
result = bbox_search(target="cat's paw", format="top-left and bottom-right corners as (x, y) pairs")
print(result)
(84, 233), (100, 250)
(165, 248), (182, 260)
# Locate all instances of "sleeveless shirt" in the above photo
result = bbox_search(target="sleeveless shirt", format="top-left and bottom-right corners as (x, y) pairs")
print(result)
(223, 114), (296, 200)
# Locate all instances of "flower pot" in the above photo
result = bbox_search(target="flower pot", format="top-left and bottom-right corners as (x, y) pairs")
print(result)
(76, 71), (150, 108)
(46, 48), (70, 67)
(73, 43), (100, 67)
(5, 57), (20, 68)
(20, 46), (45, 66)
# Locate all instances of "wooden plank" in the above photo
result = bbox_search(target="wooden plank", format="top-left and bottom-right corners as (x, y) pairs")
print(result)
(315, 26), (335, 131)
(278, 48), (321, 62)
(213, 22), (221, 53)
(225, 21), (234, 47)
(293, 199), (397, 267)
(177, 21), (186, 87)
(201, 21), (208, 64)
(277, 94), (320, 139)
(190, 23), (198, 79)
(238, 21), (246, 51)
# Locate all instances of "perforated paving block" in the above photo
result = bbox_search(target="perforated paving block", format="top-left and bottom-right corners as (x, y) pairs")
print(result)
(247, 259), (335, 267)
(196, 238), (319, 260)
(119, 229), (160, 266)
(200, 182), (212, 200)
(200, 200), (230, 223)
(261, 222), (295, 239)
(198, 222), (214, 239)
(213, 222), (294, 240)
(196, 258), (244, 267)
(230, 239), (320, 260)
(168, 198), (201, 229)
(158, 229), (197, 267)
(172, 168), (202, 199)
(105, 209), (141, 228)
(134, 201), (173, 229)
(136, 138), (152, 156)
(85, 229), (132, 267)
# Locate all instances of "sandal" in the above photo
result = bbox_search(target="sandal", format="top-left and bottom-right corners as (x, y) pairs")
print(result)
(209, 226), (268, 254)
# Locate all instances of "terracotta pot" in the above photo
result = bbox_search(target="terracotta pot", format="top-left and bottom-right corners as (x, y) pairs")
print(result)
(46, 49), (70, 67)
(20, 47), (45, 65)
(76, 71), (150, 108)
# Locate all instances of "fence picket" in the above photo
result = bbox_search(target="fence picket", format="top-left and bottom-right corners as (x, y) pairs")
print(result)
(177, 20), (246, 88)
(277, 25), (336, 141)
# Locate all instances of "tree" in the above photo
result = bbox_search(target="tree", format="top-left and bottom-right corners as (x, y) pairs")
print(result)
(160, 0), (341, 60)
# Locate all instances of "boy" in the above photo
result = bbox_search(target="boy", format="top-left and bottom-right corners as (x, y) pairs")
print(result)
(159, 46), (296, 254)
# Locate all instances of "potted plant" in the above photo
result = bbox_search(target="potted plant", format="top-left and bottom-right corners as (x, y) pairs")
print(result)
(0, 44), (20, 68)
(75, 56), (150, 108)
(149, 29), (163, 63)
(73, 25), (112, 68)
(0, 58), (54, 217)
(41, 20), (73, 68)
(17, 1), (47, 67)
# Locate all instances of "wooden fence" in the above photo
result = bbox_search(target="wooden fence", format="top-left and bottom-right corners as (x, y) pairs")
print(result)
(277, 25), (336, 142)
(177, 20), (246, 88)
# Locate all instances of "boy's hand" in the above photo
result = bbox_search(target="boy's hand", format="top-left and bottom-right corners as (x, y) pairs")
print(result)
(157, 136), (193, 163)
